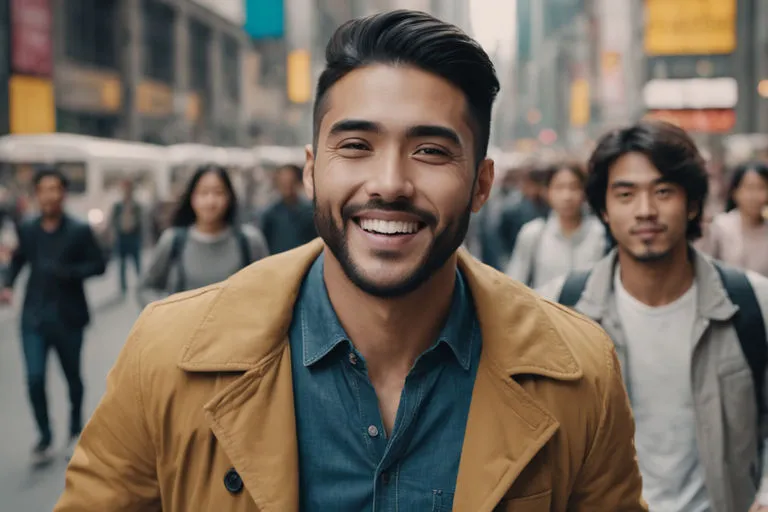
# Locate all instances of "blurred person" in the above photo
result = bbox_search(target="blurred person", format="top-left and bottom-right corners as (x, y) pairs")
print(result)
(0, 168), (106, 465)
(110, 180), (143, 296)
(472, 167), (522, 269)
(56, 11), (645, 511)
(260, 164), (316, 254)
(497, 164), (550, 265)
(538, 121), (768, 512)
(700, 162), (768, 276)
(506, 161), (605, 287)
(137, 165), (269, 308)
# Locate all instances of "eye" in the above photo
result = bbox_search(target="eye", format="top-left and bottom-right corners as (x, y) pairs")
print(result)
(415, 147), (449, 157)
(616, 191), (633, 199)
(656, 187), (673, 197)
(340, 141), (370, 151)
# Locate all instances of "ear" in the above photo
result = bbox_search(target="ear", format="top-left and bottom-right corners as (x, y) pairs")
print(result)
(303, 144), (315, 200)
(688, 200), (700, 221)
(471, 158), (495, 213)
(601, 209), (609, 225)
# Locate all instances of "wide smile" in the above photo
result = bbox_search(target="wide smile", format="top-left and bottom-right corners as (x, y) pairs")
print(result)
(351, 215), (429, 251)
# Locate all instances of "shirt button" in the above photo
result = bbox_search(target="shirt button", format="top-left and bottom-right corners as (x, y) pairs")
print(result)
(348, 352), (358, 365)
(367, 425), (379, 437)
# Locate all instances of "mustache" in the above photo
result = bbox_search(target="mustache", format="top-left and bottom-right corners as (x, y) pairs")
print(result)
(629, 223), (667, 234)
(341, 199), (437, 227)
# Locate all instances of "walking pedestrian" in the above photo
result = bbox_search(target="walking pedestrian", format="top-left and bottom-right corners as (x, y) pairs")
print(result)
(260, 164), (316, 254)
(137, 165), (269, 308)
(0, 167), (106, 465)
(539, 121), (768, 512)
(56, 11), (644, 511)
(110, 180), (143, 296)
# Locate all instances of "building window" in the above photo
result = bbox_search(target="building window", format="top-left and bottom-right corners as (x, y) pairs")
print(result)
(142, 0), (175, 85)
(64, 0), (119, 69)
(189, 19), (210, 93)
(222, 35), (240, 102)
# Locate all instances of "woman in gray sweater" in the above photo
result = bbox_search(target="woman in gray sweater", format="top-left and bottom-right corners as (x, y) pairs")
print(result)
(138, 165), (269, 308)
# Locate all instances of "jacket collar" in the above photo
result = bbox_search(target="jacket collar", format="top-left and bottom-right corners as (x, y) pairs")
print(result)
(576, 247), (738, 322)
(178, 239), (583, 380)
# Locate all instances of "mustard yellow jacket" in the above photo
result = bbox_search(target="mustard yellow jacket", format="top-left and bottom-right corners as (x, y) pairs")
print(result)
(55, 240), (646, 511)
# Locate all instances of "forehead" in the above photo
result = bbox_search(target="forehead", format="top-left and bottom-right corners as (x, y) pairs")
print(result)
(37, 175), (63, 188)
(609, 152), (663, 184)
(319, 64), (472, 143)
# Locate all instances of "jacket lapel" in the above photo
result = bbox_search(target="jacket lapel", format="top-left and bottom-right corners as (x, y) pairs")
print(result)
(453, 359), (560, 512)
(177, 240), (326, 511)
(202, 346), (299, 511)
(454, 251), (582, 511)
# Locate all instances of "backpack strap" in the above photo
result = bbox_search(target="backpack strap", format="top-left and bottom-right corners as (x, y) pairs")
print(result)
(713, 262), (767, 421)
(235, 228), (252, 269)
(557, 269), (592, 308)
(169, 227), (188, 292)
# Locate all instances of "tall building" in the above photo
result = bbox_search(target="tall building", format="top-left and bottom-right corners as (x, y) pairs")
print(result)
(3, 0), (254, 145)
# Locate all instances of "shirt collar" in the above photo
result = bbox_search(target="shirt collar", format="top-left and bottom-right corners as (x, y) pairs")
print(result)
(298, 253), (477, 371)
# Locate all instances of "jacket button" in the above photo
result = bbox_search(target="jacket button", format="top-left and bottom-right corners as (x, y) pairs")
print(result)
(224, 468), (244, 494)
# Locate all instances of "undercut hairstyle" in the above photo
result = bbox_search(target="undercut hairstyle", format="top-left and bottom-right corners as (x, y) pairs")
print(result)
(33, 166), (69, 190)
(313, 10), (500, 166)
(726, 161), (768, 212)
(586, 120), (709, 240)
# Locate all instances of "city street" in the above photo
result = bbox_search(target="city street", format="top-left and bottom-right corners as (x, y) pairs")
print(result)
(0, 261), (144, 511)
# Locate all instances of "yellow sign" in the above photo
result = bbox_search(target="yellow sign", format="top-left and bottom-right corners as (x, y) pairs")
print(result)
(137, 80), (174, 116)
(186, 92), (202, 123)
(570, 78), (590, 127)
(287, 50), (312, 104)
(9, 75), (55, 134)
(645, 0), (736, 56)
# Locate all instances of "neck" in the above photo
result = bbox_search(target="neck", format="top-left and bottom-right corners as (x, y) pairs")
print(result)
(283, 194), (298, 205)
(559, 213), (582, 236)
(41, 213), (63, 232)
(323, 249), (457, 382)
(617, 242), (694, 307)
(194, 221), (226, 235)
(739, 209), (764, 228)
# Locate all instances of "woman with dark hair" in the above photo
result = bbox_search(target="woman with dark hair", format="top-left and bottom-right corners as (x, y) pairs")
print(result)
(702, 161), (768, 276)
(138, 165), (269, 307)
(505, 161), (606, 287)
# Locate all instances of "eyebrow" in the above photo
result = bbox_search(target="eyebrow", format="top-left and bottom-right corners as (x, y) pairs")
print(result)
(610, 177), (669, 189)
(328, 119), (381, 136)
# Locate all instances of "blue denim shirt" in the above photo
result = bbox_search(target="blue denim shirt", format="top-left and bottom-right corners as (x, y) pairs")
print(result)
(290, 254), (482, 511)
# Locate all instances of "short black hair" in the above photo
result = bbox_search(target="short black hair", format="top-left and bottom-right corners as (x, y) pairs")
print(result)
(726, 161), (768, 211)
(33, 166), (68, 190)
(586, 120), (708, 240)
(172, 165), (238, 227)
(545, 160), (587, 188)
(277, 164), (303, 182)
(313, 10), (499, 166)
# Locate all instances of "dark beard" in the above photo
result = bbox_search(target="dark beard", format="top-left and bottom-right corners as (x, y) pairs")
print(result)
(312, 195), (473, 298)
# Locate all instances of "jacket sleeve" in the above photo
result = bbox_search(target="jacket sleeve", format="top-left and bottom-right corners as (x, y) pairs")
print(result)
(568, 344), (647, 511)
(504, 222), (538, 284)
(137, 229), (176, 308)
(57, 225), (106, 279)
(54, 309), (160, 511)
(4, 226), (27, 288)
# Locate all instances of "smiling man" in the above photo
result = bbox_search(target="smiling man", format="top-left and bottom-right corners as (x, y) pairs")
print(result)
(55, 10), (645, 512)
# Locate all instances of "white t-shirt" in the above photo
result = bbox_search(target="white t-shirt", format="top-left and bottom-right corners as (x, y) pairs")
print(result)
(614, 268), (710, 512)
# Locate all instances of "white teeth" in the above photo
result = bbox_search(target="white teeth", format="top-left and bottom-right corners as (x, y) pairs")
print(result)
(359, 218), (420, 235)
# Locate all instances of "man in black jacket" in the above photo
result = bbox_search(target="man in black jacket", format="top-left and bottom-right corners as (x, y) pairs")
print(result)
(0, 167), (106, 465)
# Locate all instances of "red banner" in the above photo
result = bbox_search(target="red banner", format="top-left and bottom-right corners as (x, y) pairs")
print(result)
(11, 0), (53, 77)
(644, 109), (736, 134)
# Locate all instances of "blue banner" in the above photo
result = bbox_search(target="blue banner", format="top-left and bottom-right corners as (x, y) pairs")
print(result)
(244, 0), (284, 39)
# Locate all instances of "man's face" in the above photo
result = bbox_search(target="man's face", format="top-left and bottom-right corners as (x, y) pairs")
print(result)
(275, 167), (298, 200)
(548, 169), (584, 219)
(603, 152), (692, 263)
(306, 64), (493, 297)
(36, 175), (66, 217)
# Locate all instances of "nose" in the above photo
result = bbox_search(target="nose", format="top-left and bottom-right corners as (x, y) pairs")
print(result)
(634, 191), (658, 220)
(363, 151), (414, 202)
